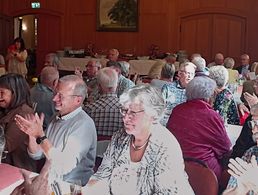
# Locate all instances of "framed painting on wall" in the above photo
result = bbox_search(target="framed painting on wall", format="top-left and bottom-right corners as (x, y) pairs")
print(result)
(97, 0), (138, 32)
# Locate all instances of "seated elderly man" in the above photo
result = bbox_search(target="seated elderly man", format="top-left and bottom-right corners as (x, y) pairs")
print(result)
(161, 61), (196, 126)
(167, 76), (231, 180)
(207, 53), (224, 68)
(191, 56), (209, 76)
(209, 65), (240, 125)
(107, 48), (119, 62)
(15, 75), (97, 186)
(150, 63), (175, 90)
(30, 66), (59, 129)
(84, 67), (123, 139)
(224, 103), (258, 194)
(75, 60), (102, 104)
(44, 53), (61, 69)
(106, 61), (135, 97)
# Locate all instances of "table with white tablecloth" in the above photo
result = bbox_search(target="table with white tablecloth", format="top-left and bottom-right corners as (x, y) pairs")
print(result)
(59, 57), (158, 76)
(225, 124), (242, 148)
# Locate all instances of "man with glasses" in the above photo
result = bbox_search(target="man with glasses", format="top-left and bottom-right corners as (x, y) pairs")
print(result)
(161, 62), (196, 126)
(15, 75), (97, 186)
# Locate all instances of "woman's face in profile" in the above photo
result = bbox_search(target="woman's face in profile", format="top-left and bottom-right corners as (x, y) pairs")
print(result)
(0, 87), (12, 109)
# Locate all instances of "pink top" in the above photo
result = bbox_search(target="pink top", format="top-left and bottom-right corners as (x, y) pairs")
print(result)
(167, 99), (231, 179)
(0, 163), (23, 190)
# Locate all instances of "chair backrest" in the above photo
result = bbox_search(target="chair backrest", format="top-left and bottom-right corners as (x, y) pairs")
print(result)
(184, 159), (219, 195)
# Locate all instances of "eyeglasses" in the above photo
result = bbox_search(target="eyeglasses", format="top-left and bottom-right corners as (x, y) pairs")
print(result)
(247, 120), (258, 129)
(54, 92), (81, 100)
(119, 107), (144, 118)
(179, 70), (195, 77)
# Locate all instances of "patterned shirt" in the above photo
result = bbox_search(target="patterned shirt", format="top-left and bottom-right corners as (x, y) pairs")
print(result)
(84, 93), (124, 136)
(83, 76), (100, 104)
(226, 146), (258, 195)
(117, 75), (135, 97)
(161, 80), (187, 126)
(89, 124), (195, 195)
(213, 88), (240, 125)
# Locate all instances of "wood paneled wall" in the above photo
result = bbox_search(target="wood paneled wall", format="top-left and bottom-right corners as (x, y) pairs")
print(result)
(1, 0), (258, 70)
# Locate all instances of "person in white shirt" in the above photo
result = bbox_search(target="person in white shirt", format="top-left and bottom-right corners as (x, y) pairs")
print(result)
(15, 75), (97, 186)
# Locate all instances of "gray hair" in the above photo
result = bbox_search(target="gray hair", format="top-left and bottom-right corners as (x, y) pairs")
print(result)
(209, 65), (229, 88)
(59, 75), (87, 101)
(224, 57), (235, 69)
(191, 56), (206, 72)
(40, 66), (59, 85)
(161, 63), (175, 79)
(119, 84), (165, 122)
(186, 76), (216, 101)
(97, 67), (118, 89)
(179, 61), (196, 70)
(119, 61), (130, 77)
(45, 53), (61, 67)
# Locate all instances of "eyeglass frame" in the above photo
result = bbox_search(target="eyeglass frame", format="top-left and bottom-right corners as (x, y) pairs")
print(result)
(247, 120), (258, 129)
(119, 107), (145, 118)
(53, 92), (82, 100)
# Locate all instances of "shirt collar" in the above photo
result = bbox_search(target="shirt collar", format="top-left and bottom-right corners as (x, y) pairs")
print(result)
(56, 107), (82, 121)
(100, 93), (117, 98)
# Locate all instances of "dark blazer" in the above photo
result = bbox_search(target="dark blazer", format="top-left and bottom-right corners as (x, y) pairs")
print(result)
(235, 65), (251, 74)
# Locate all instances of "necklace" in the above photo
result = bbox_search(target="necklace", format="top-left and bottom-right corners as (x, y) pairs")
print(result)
(131, 134), (151, 151)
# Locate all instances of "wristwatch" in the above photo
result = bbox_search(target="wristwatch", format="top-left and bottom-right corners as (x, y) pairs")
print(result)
(36, 135), (47, 144)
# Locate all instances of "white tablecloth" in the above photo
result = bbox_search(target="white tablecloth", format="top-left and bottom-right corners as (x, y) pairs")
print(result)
(59, 57), (157, 75)
(225, 124), (242, 148)
(59, 57), (108, 71)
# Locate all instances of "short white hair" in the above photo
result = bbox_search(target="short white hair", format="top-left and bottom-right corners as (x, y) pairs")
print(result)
(224, 57), (235, 69)
(186, 76), (216, 101)
(209, 65), (229, 88)
(191, 56), (206, 71)
(96, 67), (118, 89)
(119, 84), (165, 122)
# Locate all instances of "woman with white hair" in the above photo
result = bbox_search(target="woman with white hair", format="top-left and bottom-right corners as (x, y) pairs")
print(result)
(84, 84), (194, 195)
(209, 65), (240, 125)
(167, 76), (231, 181)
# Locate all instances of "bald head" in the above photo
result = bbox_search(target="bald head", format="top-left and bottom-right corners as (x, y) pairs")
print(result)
(240, 54), (250, 66)
(108, 49), (119, 61)
(214, 53), (224, 65)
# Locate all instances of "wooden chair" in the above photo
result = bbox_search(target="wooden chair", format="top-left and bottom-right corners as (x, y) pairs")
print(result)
(184, 157), (219, 195)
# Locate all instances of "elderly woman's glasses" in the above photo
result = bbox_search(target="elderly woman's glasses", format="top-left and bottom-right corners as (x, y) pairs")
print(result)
(119, 108), (144, 118)
(247, 120), (258, 129)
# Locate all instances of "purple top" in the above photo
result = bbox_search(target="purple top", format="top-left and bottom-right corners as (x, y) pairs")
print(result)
(167, 99), (231, 179)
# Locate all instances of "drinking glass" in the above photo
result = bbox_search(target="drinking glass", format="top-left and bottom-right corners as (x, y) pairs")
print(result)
(0, 125), (5, 163)
(70, 180), (82, 195)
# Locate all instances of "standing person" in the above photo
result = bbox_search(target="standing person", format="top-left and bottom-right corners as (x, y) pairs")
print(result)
(0, 73), (37, 171)
(6, 38), (28, 78)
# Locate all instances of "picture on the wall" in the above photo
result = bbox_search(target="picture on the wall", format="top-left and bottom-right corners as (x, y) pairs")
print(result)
(97, 0), (138, 32)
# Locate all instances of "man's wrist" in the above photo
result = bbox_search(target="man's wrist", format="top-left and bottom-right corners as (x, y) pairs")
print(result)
(36, 135), (47, 145)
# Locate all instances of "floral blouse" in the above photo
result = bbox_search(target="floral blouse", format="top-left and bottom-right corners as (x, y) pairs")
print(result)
(89, 124), (194, 195)
(213, 88), (240, 125)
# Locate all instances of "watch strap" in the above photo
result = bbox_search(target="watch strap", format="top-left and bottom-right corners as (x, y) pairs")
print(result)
(36, 135), (47, 144)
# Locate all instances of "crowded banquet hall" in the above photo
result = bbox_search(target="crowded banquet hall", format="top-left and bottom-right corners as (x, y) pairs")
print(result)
(1, 0), (258, 194)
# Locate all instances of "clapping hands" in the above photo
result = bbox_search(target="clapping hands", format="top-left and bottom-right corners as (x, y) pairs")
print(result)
(228, 155), (258, 193)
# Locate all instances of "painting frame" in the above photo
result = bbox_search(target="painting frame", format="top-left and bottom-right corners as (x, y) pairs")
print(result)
(97, 0), (139, 32)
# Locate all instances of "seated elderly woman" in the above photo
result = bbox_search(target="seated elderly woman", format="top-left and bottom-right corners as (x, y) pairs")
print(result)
(167, 76), (231, 180)
(0, 73), (37, 171)
(83, 84), (194, 194)
(209, 65), (240, 125)
(224, 57), (239, 92)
